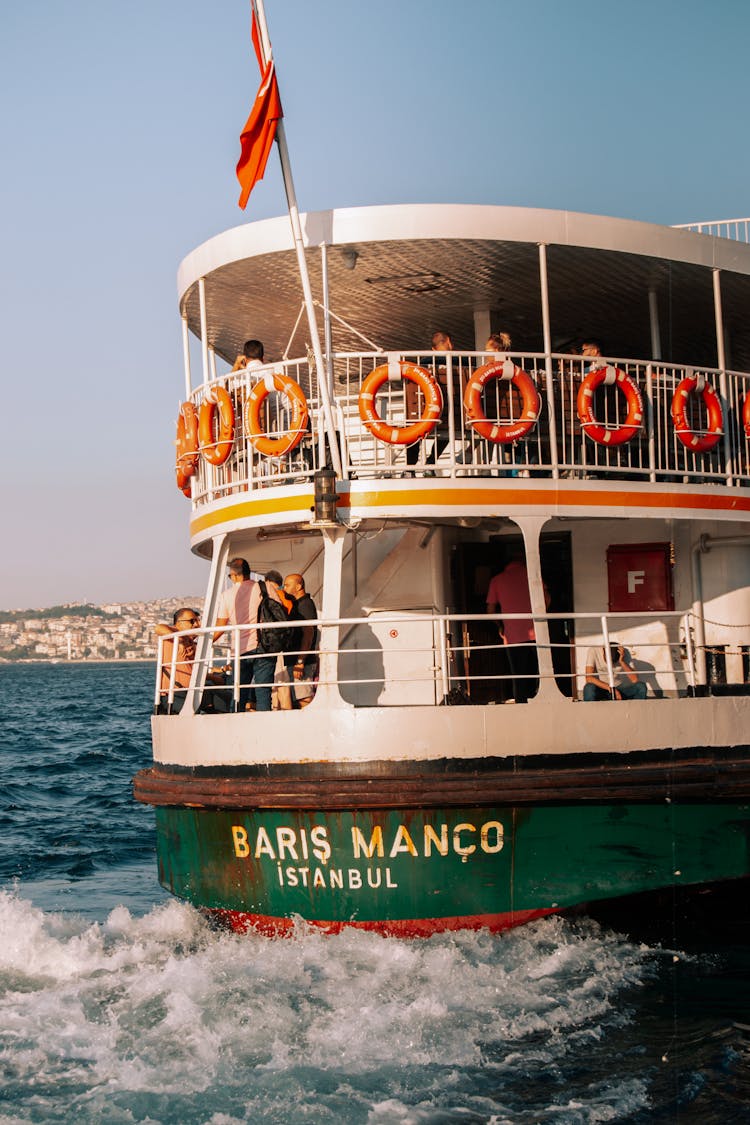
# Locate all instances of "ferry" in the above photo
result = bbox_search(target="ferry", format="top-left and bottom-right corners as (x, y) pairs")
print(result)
(133, 204), (750, 936)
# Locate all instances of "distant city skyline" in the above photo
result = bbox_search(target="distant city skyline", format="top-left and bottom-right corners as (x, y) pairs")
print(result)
(0, 596), (203, 663)
(3, 0), (749, 610)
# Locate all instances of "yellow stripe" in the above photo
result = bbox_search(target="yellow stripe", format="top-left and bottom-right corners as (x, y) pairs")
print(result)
(190, 490), (315, 535)
(190, 482), (750, 537)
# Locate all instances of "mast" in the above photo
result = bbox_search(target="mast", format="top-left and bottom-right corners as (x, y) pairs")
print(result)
(252, 0), (343, 479)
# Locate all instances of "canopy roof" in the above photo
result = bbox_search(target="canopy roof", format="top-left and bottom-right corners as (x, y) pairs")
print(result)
(178, 204), (750, 370)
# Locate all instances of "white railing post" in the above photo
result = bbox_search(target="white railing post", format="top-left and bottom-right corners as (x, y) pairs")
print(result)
(154, 636), (165, 711)
(232, 627), (241, 712)
(712, 268), (733, 485)
(683, 611), (697, 693)
(646, 364), (656, 483)
(538, 243), (559, 478)
(601, 615), (615, 693)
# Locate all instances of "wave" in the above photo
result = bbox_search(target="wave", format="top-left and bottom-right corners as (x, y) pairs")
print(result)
(0, 888), (665, 1123)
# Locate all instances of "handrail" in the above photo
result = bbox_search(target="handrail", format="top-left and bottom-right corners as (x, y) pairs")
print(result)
(673, 218), (750, 242)
(153, 608), (727, 712)
(181, 350), (750, 505)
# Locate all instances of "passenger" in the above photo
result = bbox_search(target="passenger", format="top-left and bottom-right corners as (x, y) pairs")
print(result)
(583, 643), (647, 701)
(213, 556), (280, 712)
(156, 610), (230, 713)
(407, 330), (466, 468)
(282, 572), (319, 708)
(264, 569), (295, 710)
(557, 342), (581, 375)
(484, 334), (515, 459)
(485, 332), (512, 354)
(155, 608), (200, 712)
(266, 569), (295, 614)
(486, 545), (549, 703)
(581, 339), (604, 374)
(231, 338), (265, 373)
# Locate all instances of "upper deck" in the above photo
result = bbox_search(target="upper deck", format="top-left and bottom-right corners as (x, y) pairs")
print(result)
(175, 205), (750, 542)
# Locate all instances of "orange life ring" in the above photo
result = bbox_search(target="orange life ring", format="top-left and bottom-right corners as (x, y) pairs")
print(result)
(577, 365), (643, 446)
(463, 360), (540, 443)
(741, 392), (750, 440)
(358, 362), (443, 444)
(670, 374), (723, 453)
(247, 372), (309, 457)
(175, 402), (199, 491)
(199, 385), (235, 466)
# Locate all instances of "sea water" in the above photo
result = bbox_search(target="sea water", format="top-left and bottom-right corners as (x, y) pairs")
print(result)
(0, 663), (748, 1124)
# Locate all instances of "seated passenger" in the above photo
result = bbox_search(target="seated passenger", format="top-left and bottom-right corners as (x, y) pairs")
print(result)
(155, 608), (200, 713)
(156, 608), (229, 713)
(583, 643), (647, 701)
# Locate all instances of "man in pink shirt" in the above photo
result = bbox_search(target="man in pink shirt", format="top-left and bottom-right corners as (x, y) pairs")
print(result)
(213, 556), (280, 712)
(486, 545), (547, 702)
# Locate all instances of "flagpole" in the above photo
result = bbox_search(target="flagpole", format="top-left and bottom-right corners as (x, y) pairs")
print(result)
(252, 0), (343, 480)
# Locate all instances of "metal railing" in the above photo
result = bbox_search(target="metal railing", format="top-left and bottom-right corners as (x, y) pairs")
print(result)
(152, 609), (739, 714)
(180, 351), (750, 503)
(673, 218), (750, 242)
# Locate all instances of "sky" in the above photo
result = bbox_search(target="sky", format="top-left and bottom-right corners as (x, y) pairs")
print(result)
(2, 0), (749, 610)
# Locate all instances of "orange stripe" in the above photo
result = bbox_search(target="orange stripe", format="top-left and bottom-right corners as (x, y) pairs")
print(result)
(191, 482), (750, 536)
(338, 485), (750, 513)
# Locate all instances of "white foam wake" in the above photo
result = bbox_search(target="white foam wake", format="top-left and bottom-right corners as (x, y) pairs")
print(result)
(0, 889), (658, 1123)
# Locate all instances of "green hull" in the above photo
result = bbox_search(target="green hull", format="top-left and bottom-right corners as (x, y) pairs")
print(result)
(154, 802), (750, 934)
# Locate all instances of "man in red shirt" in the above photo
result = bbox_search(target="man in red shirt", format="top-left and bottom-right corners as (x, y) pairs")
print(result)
(486, 545), (548, 703)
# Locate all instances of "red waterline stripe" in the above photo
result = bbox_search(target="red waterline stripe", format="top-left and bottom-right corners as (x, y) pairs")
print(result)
(208, 907), (558, 938)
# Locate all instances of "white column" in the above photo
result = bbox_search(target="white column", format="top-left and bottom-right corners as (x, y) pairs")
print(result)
(538, 243), (559, 478)
(473, 310), (491, 350)
(198, 277), (209, 388)
(181, 313), (192, 400)
(315, 526), (348, 706)
(712, 268), (733, 484)
(321, 241), (334, 398)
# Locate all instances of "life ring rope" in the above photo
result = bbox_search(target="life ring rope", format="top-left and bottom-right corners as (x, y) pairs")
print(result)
(670, 374), (723, 453)
(464, 360), (540, 444)
(577, 365), (644, 446)
(359, 363), (443, 445)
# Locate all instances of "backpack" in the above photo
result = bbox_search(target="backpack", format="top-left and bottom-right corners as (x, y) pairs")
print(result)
(256, 581), (296, 653)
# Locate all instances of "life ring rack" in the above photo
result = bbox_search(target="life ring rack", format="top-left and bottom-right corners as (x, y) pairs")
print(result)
(577, 365), (644, 446)
(359, 362), (443, 445)
(463, 360), (541, 444)
(175, 401), (199, 494)
(670, 373), (723, 453)
(247, 372), (309, 458)
(199, 384), (235, 466)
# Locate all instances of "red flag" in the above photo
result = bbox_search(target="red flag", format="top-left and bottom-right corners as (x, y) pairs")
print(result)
(251, 6), (263, 69)
(236, 11), (283, 210)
